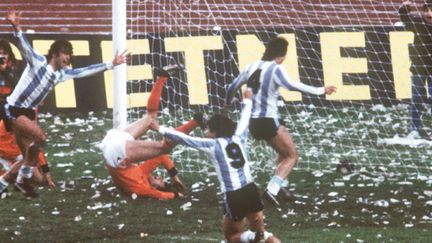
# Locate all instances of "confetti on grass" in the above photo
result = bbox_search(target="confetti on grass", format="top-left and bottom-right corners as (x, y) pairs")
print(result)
(13, 111), (429, 242)
(180, 202), (192, 211)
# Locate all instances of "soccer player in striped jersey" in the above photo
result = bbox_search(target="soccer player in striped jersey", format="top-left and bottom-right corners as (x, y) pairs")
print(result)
(2, 9), (129, 197)
(225, 37), (337, 206)
(151, 89), (280, 243)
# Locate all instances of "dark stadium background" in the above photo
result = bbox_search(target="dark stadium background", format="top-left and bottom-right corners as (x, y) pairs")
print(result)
(0, 1), (409, 112)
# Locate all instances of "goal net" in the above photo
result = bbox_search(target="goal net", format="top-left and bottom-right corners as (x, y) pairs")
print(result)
(122, 0), (431, 177)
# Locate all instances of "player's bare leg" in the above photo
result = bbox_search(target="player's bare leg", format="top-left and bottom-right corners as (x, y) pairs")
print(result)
(12, 115), (46, 146)
(14, 139), (40, 197)
(263, 125), (298, 206)
(125, 140), (168, 163)
(273, 152), (295, 201)
(114, 65), (188, 165)
(0, 158), (23, 182)
(247, 211), (265, 233)
(8, 116), (45, 198)
(122, 114), (153, 139)
(269, 126), (298, 178)
(0, 158), (23, 196)
(31, 167), (45, 184)
(13, 117), (46, 172)
(223, 216), (245, 242)
(247, 211), (280, 243)
(223, 211), (280, 243)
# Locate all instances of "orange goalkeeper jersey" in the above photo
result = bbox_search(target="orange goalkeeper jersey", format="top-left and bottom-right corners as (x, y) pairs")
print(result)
(0, 120), (48, 172)
(0, 120), (21, 160)
(106, 154), (176, 200)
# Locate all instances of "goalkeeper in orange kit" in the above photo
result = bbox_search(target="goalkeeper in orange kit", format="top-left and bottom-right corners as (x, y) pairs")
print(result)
(0, 119), (55, 196)
(105, 66), (205, 199)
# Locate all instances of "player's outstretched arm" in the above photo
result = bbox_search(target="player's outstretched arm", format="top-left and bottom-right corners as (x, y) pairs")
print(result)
(234, 89), (253, 136)
(112, 50), (131, 67)
(44, 172), (56, 188)
(6, 9), (22, 33)
(274, 66), (325, 95)
(151, 120), (215, 154)
(60, 50), (130, 81)
(324, 85), (337, 95)
(6, 9), (43, 67)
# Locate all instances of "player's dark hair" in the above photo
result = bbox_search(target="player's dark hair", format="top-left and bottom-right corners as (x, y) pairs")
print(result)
(261, 37), (288, 61)
(207, 114), (236, 138)
(424, 0), (432, 10)
(0, 39), (16, 62)
(48, 39), (73, 60)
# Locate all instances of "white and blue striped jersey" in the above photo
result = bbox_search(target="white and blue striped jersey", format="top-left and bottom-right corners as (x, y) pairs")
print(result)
(159, 99), (254, 193)
(6, 31), (113, 110)
(226, 60), (325, 119)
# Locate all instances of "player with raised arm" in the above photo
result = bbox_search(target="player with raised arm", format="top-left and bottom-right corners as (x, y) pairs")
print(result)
(0, 35), (54, 196)
(225, 36), (337, 206)
(151, 89), (280, 243)
(1, 9), (129, 197)
(399, 0), (432, 138)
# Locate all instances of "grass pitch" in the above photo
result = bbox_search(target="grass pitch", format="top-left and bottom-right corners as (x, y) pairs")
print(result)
(0, 107), (431, 242)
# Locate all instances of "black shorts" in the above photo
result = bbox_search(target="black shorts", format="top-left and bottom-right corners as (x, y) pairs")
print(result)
(0, 102), (5, 121)
(249, 117), (281, 141)
(2, 104), (36, 131)
(223, 183), (264, 221)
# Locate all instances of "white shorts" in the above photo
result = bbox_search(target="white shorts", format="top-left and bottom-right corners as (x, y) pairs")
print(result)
(98, 129), (134, 168)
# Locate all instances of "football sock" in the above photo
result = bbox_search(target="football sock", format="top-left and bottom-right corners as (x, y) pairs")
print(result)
(282, 179), (289, 187)
(163, 119), (199, 149)
(16, 166), (33, 183)
(263, 231), (274, 241)
(175, 119), (198, 134)
(0, 158), (11, 171)
(266, 175), (284, 196)
(147, 76), (169, 115)
(239, 230), (255, 243)
(0, 176), (8, 191)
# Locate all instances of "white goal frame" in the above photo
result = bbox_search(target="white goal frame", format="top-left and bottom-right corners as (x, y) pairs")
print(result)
(112, 0), (127, 129)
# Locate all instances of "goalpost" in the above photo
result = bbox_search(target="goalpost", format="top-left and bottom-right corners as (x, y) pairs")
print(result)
(112, 0), (127, 129)
(113, 1), (432, 176)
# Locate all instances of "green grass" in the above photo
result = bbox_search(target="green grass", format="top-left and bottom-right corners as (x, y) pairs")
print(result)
(0, 107), (431, 242)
